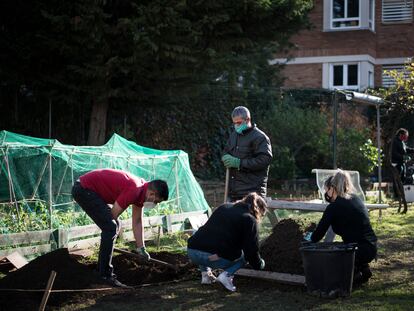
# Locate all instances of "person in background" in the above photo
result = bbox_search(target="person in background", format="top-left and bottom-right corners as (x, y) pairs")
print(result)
(72, 169), (168, 287)
(187, 192), (267, 292)
(308, 169), (377, 285)
(222, 106), (272, 202)
(391, 128), (414, 184)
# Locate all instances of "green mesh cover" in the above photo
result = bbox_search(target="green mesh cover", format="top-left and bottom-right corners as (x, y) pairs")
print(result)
(0, 130), (209, 233)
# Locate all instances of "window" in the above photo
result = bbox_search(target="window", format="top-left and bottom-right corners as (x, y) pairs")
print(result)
(332, 0), (360, 28)
(382, 64), (409, 87)
(382, 0), (413, 23)
(324, 0), (374, 31)
(330, 63), (359, 89)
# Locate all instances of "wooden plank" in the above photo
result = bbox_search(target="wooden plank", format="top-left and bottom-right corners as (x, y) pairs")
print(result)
(166, 211), (207, 224)
(267, 199), (388, 212)
(366, 203), (389, 210)
(5, 252), (28, 269)
(120, 227), (161, 242)
(68, 224), (101, 239)
(235, 268), (305, 286)
(187, 214), (208, 230)
(119, 216), (164, 230)
(169, 223), (184, 233)
(68, 237), (100, 250)
(267, 200), (326, 212)
(0, 230), (52, 246)
(0, 244), (51, 257)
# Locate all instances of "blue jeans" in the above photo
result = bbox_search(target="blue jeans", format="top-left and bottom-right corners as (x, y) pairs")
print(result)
(187, 248), (246, 275)
(72, 182), (120, 278)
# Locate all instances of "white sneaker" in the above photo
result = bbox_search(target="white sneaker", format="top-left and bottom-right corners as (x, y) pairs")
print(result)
(217, 271), (236, 292)
(201, 270), (216, 284)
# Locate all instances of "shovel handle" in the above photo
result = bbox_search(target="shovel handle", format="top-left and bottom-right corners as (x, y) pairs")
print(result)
(224, 168), (229, 203)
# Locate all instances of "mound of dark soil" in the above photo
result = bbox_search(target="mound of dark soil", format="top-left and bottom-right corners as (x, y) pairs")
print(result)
(0, 248), (105, 291)
(260, 219), (315, 275)
(113, 251), (197, 286)
(0, 248), (196, 310)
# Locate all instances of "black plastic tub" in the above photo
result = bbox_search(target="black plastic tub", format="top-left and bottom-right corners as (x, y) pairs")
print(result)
(300, 242), (357, 298)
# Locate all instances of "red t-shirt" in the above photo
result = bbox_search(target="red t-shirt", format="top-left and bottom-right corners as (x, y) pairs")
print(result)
(79, 169), (148, 209)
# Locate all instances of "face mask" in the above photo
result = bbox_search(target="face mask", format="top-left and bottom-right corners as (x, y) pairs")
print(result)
(235, 122), (248, 134)
(324, 192), (333, 203)
(143, 202), (156, 209)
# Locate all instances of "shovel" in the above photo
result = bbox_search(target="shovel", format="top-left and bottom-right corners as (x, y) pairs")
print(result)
(113, 247), (177, 271)
(224, 168), (229, 203)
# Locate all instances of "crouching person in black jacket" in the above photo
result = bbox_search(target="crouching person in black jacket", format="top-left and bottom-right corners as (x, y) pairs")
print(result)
(187, 193), (267, 292)
(310, 169), (377, 286)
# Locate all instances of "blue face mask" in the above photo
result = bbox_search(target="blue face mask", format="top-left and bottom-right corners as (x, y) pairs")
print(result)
(235, 122), (248, 134)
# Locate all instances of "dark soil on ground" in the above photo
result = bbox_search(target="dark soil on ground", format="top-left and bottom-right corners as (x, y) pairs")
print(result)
(0, 248), (196, 311)
(260, 218), (316, 274)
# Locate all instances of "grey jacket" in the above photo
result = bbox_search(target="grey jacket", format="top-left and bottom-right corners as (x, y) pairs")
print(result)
(224, 125), (272, 200)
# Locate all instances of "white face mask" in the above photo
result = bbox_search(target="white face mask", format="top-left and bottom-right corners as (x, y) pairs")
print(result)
(143, 201), (156, 209)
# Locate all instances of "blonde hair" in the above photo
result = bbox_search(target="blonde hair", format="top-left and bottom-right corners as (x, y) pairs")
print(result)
(324, 169), (355, 199)
(237, 192), (267, 222)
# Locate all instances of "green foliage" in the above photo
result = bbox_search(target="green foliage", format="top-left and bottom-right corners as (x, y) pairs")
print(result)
(0, 202), (93, 233)
(360, 139), (382, 174)
(0, 0), (313, 147)
(375, 60), (414, 160)
(262, 101), (329, 179)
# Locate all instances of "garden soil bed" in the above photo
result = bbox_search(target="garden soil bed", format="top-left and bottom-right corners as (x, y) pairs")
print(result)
(0, 248), (197, 311)
(260, 218), (316, 274)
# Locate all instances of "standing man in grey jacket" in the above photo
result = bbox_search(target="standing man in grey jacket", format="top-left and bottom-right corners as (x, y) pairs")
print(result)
(222, 106), (273, 201)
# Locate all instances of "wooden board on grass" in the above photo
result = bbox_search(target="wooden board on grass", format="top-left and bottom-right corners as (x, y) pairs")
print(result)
(235, 268), (305, 286)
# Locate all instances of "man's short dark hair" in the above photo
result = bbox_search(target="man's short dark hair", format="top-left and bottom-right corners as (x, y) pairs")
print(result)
(148, 180), (169, 201)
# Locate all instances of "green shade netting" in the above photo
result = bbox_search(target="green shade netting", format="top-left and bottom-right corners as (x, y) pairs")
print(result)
(0, 130), (209, 233)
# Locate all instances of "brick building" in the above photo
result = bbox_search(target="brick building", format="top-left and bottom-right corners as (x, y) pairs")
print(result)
(272, 0), (414, 90)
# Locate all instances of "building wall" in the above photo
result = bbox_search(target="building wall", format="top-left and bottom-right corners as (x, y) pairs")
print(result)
(281, 64), (323, 88)
(275, 0), (413, 89)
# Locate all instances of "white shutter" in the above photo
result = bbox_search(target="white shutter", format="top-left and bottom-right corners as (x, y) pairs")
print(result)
(382, 0), (413, 23)
(382, 64), (409, 87)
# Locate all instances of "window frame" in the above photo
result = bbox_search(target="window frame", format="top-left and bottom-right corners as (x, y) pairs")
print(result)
(331, 0), (361, 29)
(329, 62), (360, 90)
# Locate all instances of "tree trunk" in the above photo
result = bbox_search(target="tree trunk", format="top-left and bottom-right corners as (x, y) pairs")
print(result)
(87, 100), (109, 146)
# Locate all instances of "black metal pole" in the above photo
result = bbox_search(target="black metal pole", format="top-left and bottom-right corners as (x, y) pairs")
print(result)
(333, 92), (338, 169)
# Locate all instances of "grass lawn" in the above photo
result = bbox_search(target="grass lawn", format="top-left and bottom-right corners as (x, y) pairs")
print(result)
(59, 207), (414, 311)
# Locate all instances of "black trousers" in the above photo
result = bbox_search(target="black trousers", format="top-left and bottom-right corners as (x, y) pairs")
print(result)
(71, 182), (120, 278)
(355, 241), (377, 271)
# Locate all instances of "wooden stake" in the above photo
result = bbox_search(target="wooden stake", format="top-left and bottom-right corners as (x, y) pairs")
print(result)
(39, 270), (57, 311)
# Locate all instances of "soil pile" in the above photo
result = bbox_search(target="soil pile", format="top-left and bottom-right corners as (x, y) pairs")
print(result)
(0, 248), (195, 310)
(0, 248), (105, 290)
(260, 219), (315, 274)
(113, 251), (197, 286)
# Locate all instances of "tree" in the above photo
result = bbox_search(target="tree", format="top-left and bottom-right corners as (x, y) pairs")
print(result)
(262, 102), (329, 179)
(376, 60), (414, 213)
(1, 0), (314, 145)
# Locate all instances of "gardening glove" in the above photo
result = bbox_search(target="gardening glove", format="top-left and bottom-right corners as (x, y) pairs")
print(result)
(221, 154), (240, 169)
(136, 246), (151, 261)
(259, 258), (266, 270)
(303, 231), (313, 242)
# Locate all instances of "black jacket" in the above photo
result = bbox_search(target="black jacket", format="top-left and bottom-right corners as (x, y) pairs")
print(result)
(187, 202), (262, 269)
(392, 137), (414, 165)
(224, 125), (272, 199)
(311, 196), (377, 246)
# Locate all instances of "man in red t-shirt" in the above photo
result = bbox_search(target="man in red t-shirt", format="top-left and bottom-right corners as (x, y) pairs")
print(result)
(72, 169), (169, 287)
